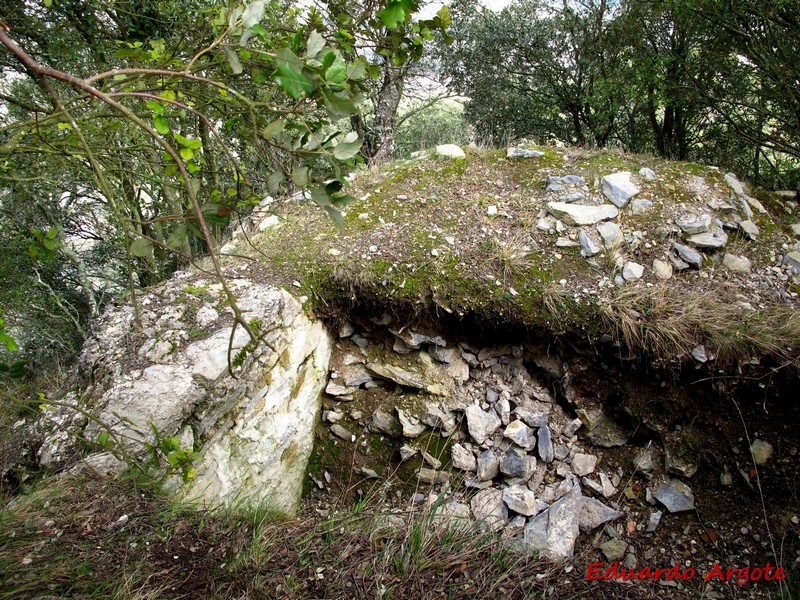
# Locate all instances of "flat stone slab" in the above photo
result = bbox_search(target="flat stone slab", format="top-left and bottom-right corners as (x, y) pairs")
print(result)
(687, 230), (728, 249)
(602, 172), (640, 207)
(435, 144), (465, 159)
(507, 147), (544, 158)
(547, 202), (619, 226)
(655, 479), (695, 512)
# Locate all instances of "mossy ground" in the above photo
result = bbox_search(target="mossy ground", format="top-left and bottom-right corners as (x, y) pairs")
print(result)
(238, 145), (799, 369)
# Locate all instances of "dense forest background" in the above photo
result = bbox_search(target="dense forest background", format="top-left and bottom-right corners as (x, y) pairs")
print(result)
(0, 0), (798, 375)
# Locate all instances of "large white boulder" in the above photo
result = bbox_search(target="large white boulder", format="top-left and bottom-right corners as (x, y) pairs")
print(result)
(37, 278), (331, 516)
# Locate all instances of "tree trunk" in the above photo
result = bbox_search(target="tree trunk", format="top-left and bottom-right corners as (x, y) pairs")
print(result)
(367, 65), (405, 166)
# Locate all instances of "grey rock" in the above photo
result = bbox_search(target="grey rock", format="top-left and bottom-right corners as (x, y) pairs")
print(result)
(465, 404), (501, 444)
(351, 334), (370, 348)
(599, 472), (616, 498)
(504, 420), (535, 450)
(720, 465), (733, 486)
(596, 221), (623, 248)
(338, 321), (355, 338)
(508, 147), (544, 158)
(418, 468), (450, 485)
(572, 453), (598, 476)
(583, 418), (631, 447)
(341, 364), (373, 387)
(500, 448), (534, 479)
(396, 409), (426, 438)
(523, 486), (582, 559)
(451, 443), (477, 471)
(691, 345), (708, 364)
(330, 424), (353, 441)
(537, 425), (554, 463)
(421, 402), (457, 435)
(673, 243), (702, 268)
(785, 251), (800, 274)
(562, 192), (585, 203)
(654, 479), (695, 512)
(581, 476), (604, 496)
(515, 406), (549, 428)
(579, 496), (624, 533)
(390, 328), (447, 349)
(563, 418), (583, 437)
(676, 213), (712, 234)
(750, 439), (774, 465)
(576, 408), (605, 431)
(547, 202), (619, 226)
(646, 510), (663, 533)
(601, 538), (628, 562)
(669, 254), (691, 271)
(639, 167), (657, 180)
(503, 484), (539, 516)
(633, 445), (656, 473)
(602, 172), (640, 207)
(663, 430), (700, 478)
(579, 230), (602, 257)
(724, 172), (746, 196)
(622, 261), (645, 281)
(687, 230), (728, 249)
(652, 258), (673, 280)
(790, 223), (800, 239)
(745, 195), (768, 215)
(435, 144), (465, 159)
(723, 253), (752, 273)
(738, 219), (759, 240)
(369, 405), (402, 437)
(325, 381), (356, 397)
(399, 445), (417, 461)
(477, 449), (500, 481)
(422, 450), (443, 470)
(470, 488), (508, 531)
(629, 199), (653, 214)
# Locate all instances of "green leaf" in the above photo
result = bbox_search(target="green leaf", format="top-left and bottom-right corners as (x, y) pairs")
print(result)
(166, 226), (188, 250)
(291, 166), (309, 187)
(180, 147), (194, 161)
(44, 0), (52, 6)
(321, 89), (358, 119)
(0, 333), (18, 352)
(325, 206), (346, 230)
(379, 2), (406, 29)
(225, 47), (243, 74)
(154, 117), (169, 135)
(333, 132), (362, 160)
(146, 100), (165, 115)
(325, 58), (347, 84)
(187, 161), (201, 174)
(307, 30), (326, 58)
(260, 119), (286, 139)
(130, 237), (154, 258)
(97, 432), (109, 448)
(241, 0), (265, 29)
(346, 58), (367, 81)
(267, 171), (284, 192)
(274, 63), (315, 99)
(56, 122), (72, 130)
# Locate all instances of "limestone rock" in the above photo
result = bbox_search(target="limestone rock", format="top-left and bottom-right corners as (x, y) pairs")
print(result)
(596, 221), (623, 248)
(477, 449), (500, 481)
(687, 230), (728, 249)
(369, 405), (402, 437)
(397, 409), (426, 438)
(579, 230), (601, 258)
(537, 425), (554, 463)
(466, 404), (501, 444)
(451, 443), (477, 471)
(673, 243), (702, 268)
(571, 453), (597, 476)
(652, 258), (673, 280)
(639, 167), (657, 180)
(523, 485), (582, 559)
(547, 202), (619, 226)
(676, 213), (711, 235)
(500, 448), (535, 479)
(738, 219), (759, 240)
(503, 484), (539, 516)
(655, 479), (695, 513)
(602, 172), (640, 208)
(622, 261), (645, 281)
(504, 420), (535, 450)
(507, 147), (544, 158)
(750, 439), (773, 465)
(580, 496), (624, 533)
(470, 488), (508, 531)
(435, 144), (465, 159)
